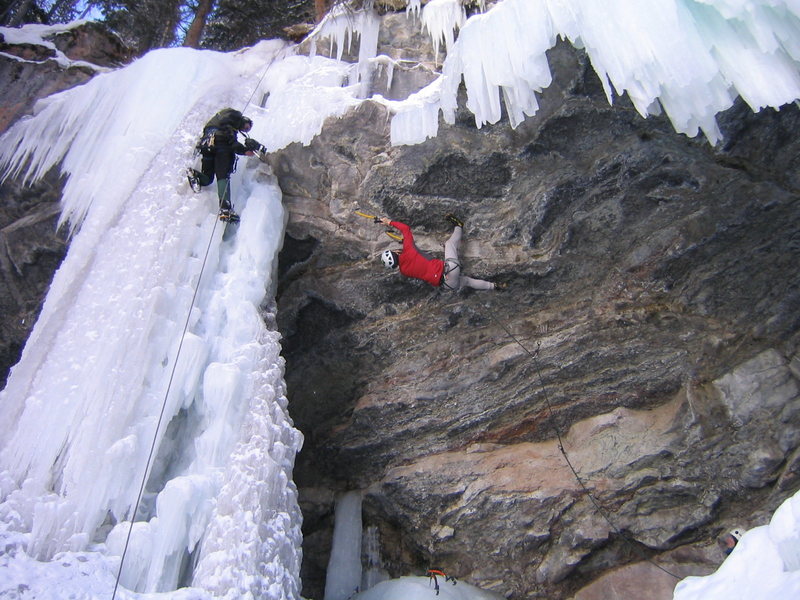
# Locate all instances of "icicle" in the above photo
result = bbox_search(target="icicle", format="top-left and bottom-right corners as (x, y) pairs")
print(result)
(361, 525), (389, 592)
(357, 10), (382, 98)
(0, 37), (304, 598)
(324, 491), (363, 600)
(421, 0), (466, 59)
(309, 6), (382, 98)
(387, 0), (800, 145)
(375, 76), (444, 145)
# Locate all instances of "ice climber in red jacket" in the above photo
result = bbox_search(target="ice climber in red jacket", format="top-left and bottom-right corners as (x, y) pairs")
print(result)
(378, 214), (503, 291)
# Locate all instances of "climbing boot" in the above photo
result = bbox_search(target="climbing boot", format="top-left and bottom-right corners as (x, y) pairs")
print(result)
(445, 213), (464, 228)
(494, 281), (508, 291)
(187, 168), (202, 193)
(219, 208), (240, 223)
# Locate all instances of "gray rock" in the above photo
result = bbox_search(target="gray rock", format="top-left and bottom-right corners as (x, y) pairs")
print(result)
(0, 21), (129, 133)
(270, 33), (800, 600)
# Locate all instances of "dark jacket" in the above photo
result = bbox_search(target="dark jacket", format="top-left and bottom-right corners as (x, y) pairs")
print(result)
(201, 108), (248, 156)
(204, 108), (249, 132)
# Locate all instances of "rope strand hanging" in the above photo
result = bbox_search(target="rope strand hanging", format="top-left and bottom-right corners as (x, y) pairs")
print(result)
(111, 51), (276, 599)
(485, 309), (682, 581)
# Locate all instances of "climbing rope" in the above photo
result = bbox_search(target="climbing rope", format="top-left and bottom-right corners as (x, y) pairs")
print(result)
(485, 309), (683, 581)
(111, 51), (277, 599)
(111, 215), (221, 599)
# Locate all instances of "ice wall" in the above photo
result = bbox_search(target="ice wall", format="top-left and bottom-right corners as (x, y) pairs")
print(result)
(0, 28), (364, 599)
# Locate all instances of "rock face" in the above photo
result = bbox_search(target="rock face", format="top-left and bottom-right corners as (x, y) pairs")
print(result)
(0, 21), (129, 132)
(269, 29), (800, 600)
(0, 22), (131, 389)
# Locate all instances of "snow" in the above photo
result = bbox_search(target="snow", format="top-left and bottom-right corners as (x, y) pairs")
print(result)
(0, 19), (90, 45)
(673, 488), (800, 599)
(1, 2), (800, 598)
(352, 576), (504, 600)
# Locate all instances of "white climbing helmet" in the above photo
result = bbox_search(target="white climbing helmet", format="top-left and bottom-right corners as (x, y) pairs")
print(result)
(381, 250), (397, 268)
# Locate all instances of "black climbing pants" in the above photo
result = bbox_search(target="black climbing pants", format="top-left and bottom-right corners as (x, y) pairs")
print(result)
(199, 148), (236, 210)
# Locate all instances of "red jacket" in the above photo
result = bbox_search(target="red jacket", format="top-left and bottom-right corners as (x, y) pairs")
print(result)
(391, 221), (444, 287)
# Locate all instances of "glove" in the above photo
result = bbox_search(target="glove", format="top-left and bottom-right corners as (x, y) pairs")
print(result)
(244, 138), (263, 152)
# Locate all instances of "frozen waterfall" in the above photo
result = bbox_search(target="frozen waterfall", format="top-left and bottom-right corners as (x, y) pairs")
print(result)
(0, 33), (359, 599)
(1, 1), (800, 598)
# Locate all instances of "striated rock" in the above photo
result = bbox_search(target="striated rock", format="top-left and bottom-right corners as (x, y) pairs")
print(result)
(569, 548), (717, 600)
(284, 23), (316, 42)
(270, 32), (800, 600)
(0, 54), (94, 134)
(48, 21), (130, 67)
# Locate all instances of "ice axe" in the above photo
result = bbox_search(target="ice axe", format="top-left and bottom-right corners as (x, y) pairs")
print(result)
(355, 211), (403, 241)
(244, 136), (270, 163)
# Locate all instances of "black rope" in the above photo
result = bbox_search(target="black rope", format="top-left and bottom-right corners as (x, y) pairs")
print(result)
(242, 53), (277, 115)
(110, 51), (277, 599)
(485, 309), (682, 581)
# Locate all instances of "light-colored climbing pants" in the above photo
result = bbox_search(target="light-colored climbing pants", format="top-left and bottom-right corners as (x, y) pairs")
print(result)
(443, 226), (495, 291)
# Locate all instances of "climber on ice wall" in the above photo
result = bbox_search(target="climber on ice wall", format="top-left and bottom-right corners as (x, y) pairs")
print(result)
(187, 107), (265, 222)
(379, 214), (505, 291)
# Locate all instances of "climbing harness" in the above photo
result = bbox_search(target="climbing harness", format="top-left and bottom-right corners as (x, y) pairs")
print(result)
(427, 569), (457, 595)
(485, 309), (682, 581)
(440, 257), (461, 290)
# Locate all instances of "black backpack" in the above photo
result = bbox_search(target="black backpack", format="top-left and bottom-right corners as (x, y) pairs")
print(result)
(197, 108), (243, 153)
(204, 108), (245, 131)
